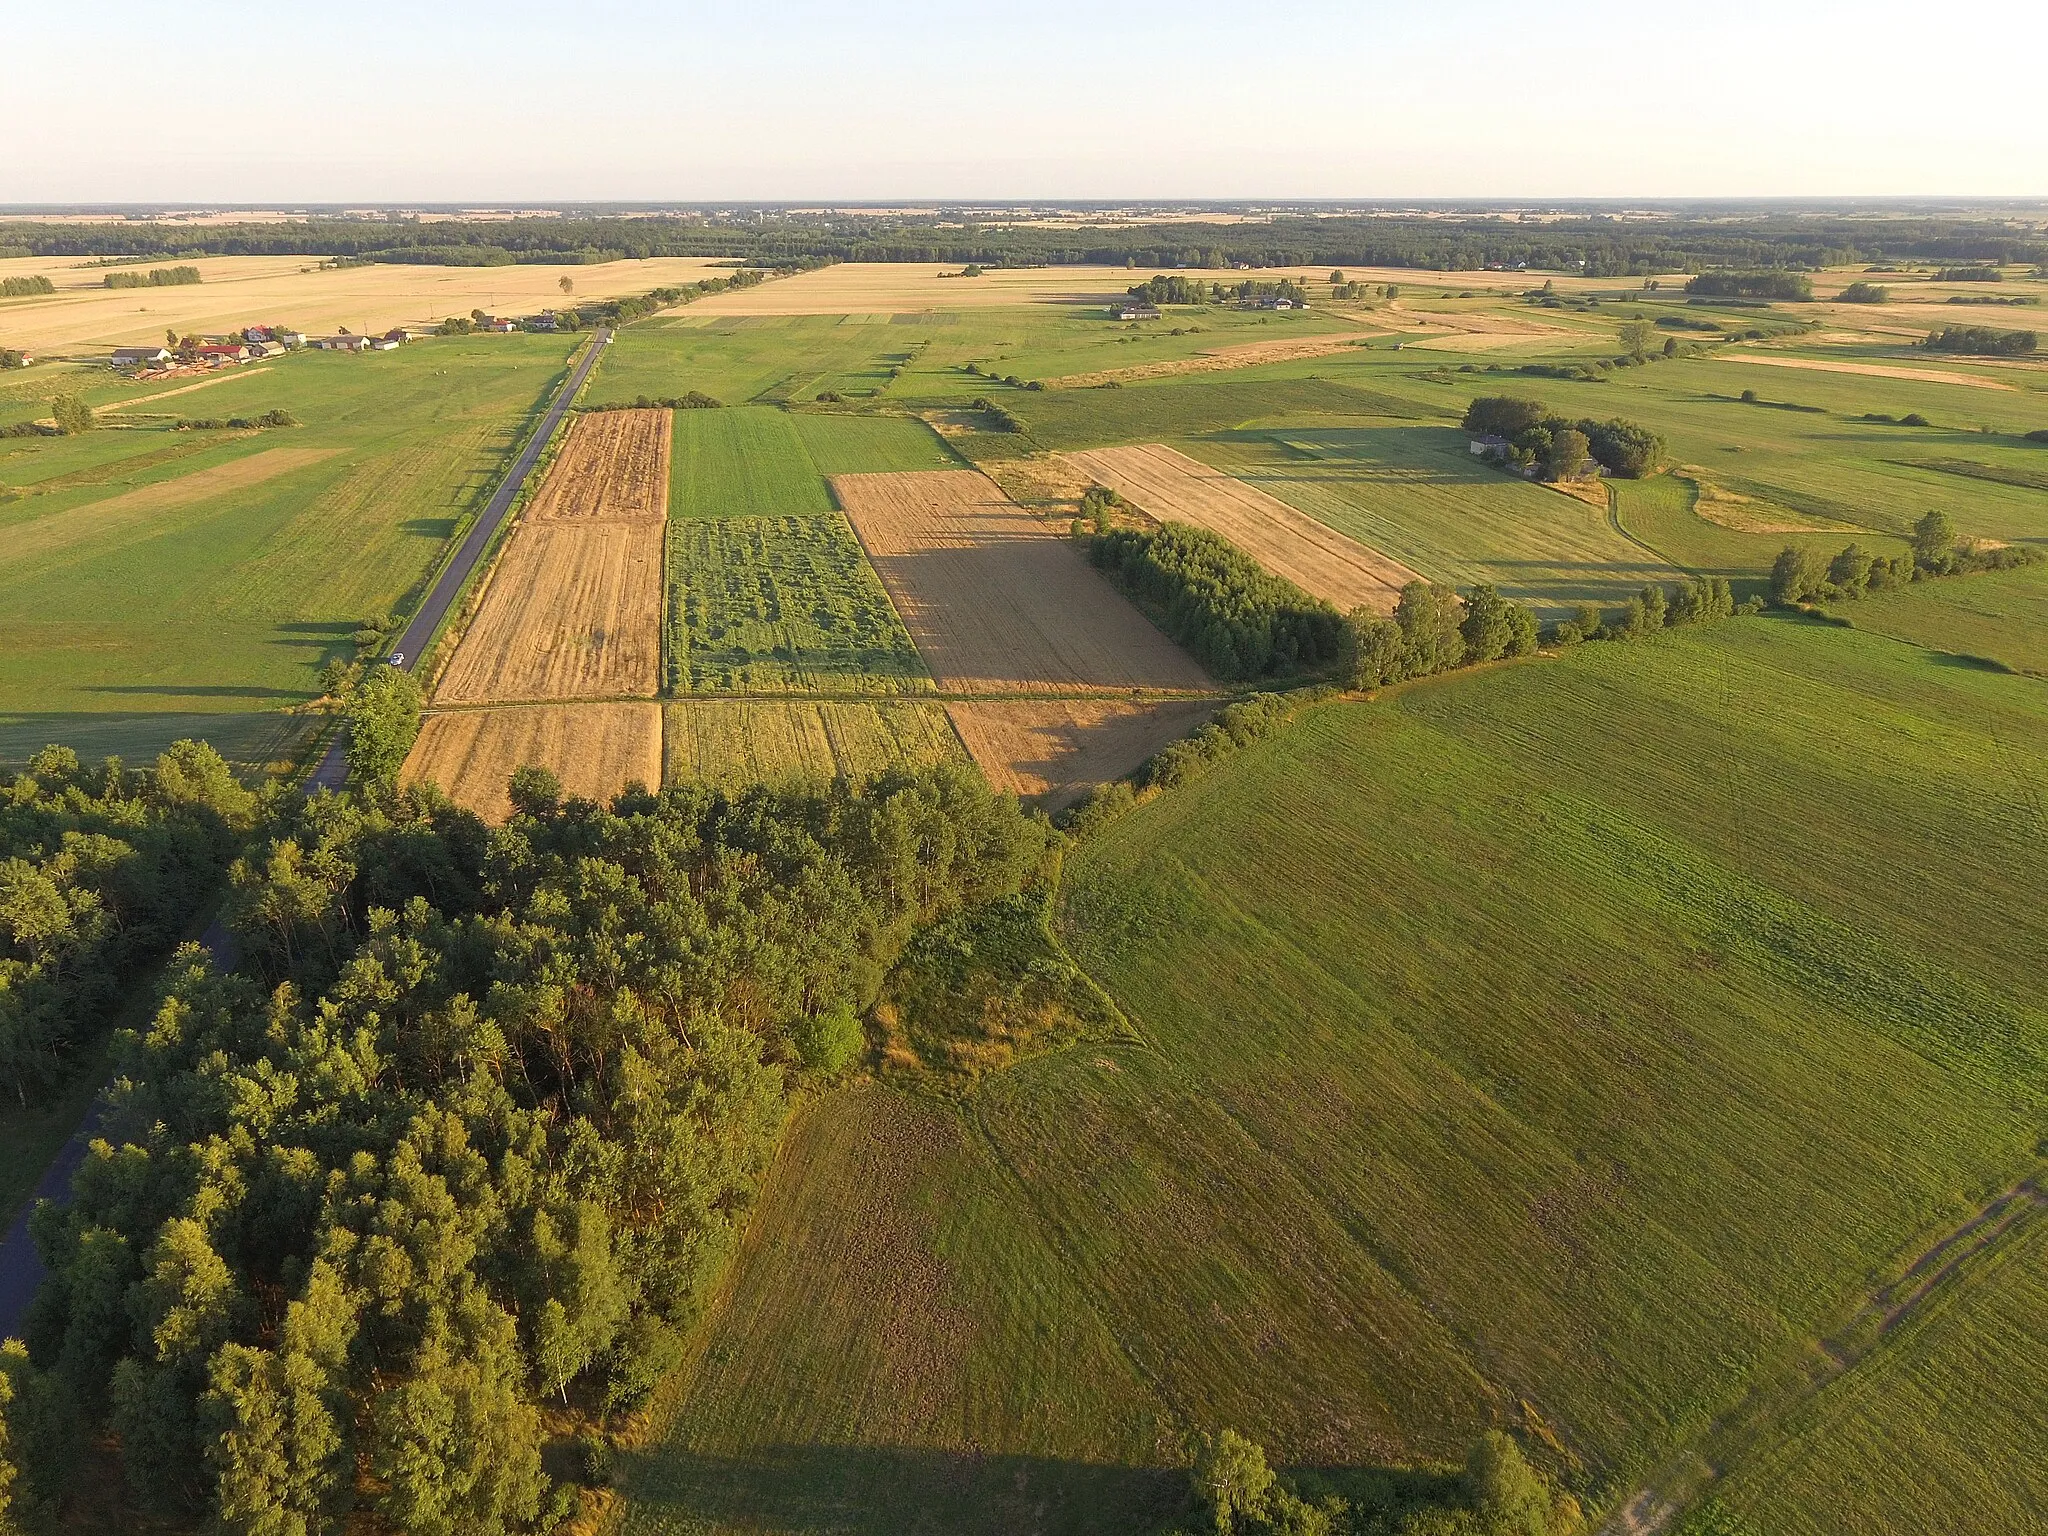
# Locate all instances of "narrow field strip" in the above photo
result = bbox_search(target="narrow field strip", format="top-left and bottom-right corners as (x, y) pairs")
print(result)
(946, 697), (1219, 809)
(833, 469), (1217, 695)
(527, 408), (671, 521)
(1719, 354), (2016, 390)
(663, 699), (963, 786)
(1041, 329), (1386, 389)
(1066, 442), (1420, 614)
(402, 702), (663, 821)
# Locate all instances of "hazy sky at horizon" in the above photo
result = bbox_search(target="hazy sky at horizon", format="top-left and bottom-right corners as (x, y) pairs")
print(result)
(9, 0), (2044, 203)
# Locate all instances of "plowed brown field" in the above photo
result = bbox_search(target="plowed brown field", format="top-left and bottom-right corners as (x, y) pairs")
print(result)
(946, 698), (1218, 809)
(525, 409), (670, 522)
(1065, 443), (1419, 615)
(432, 520), (665, 701)
(832, 470), (1213, 694)
(403, 703), (663, 822)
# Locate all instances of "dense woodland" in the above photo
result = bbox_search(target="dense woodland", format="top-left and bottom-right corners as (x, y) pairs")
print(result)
(0, 744), (257, 1107)
(5, 208), (2045, 276)
(3, 764), (1052, 1533)
(1088, 523), (1351, 680)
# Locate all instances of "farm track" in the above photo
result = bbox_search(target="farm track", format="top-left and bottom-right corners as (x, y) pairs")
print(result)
(1598, 1175), (2048, 1536)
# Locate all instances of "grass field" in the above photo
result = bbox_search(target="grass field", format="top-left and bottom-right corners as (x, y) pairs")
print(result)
(788, 411), (961, 474)
(662, 700), (962, 786)
(1003, 373), (1441, 450)
(1826, 560), (2048, 677)
(1692, 1210), (2048, 1536)
(1192, 424), (1683, 611)
(0, 335), (574, 763)
(667, 515), (932, 694)
(624, 615), (2048, 1534)
(670, 407), (835, 518)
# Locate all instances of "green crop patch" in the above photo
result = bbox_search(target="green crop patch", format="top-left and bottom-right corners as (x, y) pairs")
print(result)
(1005, 375), (1438, 450)
(1833, 559), (2048, 677)
(662, 699), (962, 787)
(667, 514), (930, 693)
(789, 411), (962, 473)
(670, 406), (834, 518)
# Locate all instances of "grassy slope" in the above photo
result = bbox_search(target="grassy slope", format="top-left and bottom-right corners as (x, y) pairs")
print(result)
(1829, 560), (2048, 677)
(624, 617), (2048, 1534)
(1698, 1212), (2048, 1536)
(666, 515), (931, 694)
(0, 337), (572, 765)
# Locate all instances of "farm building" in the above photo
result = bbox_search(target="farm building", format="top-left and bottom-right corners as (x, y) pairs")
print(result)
(194, 344), (251, 363)
(1469, 434), (1509, 457)
(275, 330), (307, 348)
(111, 346), (173, 367)
(314, 335), (370, 352)
(381, 328), (409, 345)
(370, 336), (400, 351)
(1111, 302), (1162, 321)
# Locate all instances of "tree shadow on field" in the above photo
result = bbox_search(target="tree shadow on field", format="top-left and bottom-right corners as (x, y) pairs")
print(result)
(617, 1443), (1186, 1536)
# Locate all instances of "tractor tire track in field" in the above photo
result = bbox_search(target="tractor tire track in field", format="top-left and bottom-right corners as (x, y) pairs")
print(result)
(1598, 1173), (2048, 1536)
(0, 334), (610, 1337)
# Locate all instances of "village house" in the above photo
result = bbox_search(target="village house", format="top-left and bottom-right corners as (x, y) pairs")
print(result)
(1469, 434), (1509, 457)
(1111, 301), (1162, 321)
(111, 346), (173, 368)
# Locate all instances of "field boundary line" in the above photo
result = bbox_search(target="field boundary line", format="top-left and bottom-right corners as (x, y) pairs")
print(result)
(1596, 1170), (2048, 1536)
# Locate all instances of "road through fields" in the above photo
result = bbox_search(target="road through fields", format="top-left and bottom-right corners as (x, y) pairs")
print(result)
(0, 331), (609, 1336)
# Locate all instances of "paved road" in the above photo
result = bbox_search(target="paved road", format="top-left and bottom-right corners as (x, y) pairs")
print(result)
(0, 331), (607, 1338)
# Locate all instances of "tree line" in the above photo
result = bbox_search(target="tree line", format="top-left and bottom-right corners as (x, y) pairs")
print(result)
(103, 266), (202, 290)
(1771, 511), (2045, 605)
(0, 742), (257, 1107)
(0, 276), (52, 298)
(1125, 276), (1310, 306)
(1922, 325), (2035, 356)
(1087, 523), (1352, 681)
(1, 758), (1053, 1532)
(1683, 271), (1813, 301)
(1462, 397), (1664, 479)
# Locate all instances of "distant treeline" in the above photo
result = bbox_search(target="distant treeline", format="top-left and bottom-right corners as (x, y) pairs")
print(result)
(103, 265), (201, 289)
(1685, 271), (1814, 300)
(7, 211), (2047, 277)
(1125, 275), (1309, 306)
(1923, 325), (2036, 355)
(1088, 523), (1351, 680)
(0, 275), (54, 297)
(1936, 265), (2003, 281)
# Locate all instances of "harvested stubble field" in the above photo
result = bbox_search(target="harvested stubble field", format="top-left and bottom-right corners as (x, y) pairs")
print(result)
(1721, 353), (2015, 391)
(402, 703), (662, 822)
(662, 700), (964, 787)
(832, 470), (1215, 694)
(945, 697), (1219, 809)
(529, 409), (670, 522)
(1042, 329), (1386, 389)
(667, 515), (931, 694)
(433, 520), (666, 701)
(1066, 442), (1419, 614)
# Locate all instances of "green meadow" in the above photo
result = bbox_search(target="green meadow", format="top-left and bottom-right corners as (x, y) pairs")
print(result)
(0, 335), (574, 768)
(669, 407), (835, 518)
(622, 616), (2048, 1536)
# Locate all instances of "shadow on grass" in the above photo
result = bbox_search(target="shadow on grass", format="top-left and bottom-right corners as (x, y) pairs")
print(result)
(618, 1444), (1187, 1536)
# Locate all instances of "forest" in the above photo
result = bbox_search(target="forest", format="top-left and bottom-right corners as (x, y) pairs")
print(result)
(3, 764), (1052, 1533)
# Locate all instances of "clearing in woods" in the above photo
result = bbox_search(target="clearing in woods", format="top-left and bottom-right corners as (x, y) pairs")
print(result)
(831, 469), (1215, 694)
(1065, 442), (1420, 614)
(402, 703), (663, 822)
(662, 700), (963, 787)
(528, 409), (671, 522)
(666, 515), (932, 694)
(945, 698), (1220, 809)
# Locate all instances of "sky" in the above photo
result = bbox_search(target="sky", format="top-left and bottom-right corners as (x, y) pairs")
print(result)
(8, 0), (2045, 204)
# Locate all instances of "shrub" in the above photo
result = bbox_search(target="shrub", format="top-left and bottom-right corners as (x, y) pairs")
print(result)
(1836, 281), (1889, 303)
(1924, 326), (2035, 356)
(50, 394), (92, 435)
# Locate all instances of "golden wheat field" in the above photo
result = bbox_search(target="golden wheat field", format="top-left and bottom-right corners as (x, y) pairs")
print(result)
(524, 409), (670, 523)
(0, 253), (735, 352)
(402, 703), (663, 821)
(663, 700), (964, 787)
(832, 469), (1215, 694)
(1065, 443), (1420, 615)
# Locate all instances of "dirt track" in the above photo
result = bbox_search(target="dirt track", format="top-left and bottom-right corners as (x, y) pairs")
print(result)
(946, 698), (1218, 809)
(403, 703), (663, 821)
(526, 409), (670, 522)
(1066, 443), (1418, 614)
(833, 469), (1214, 694)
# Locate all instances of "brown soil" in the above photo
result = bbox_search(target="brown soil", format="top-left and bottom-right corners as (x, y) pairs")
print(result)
(432, 520), (666, 702)
(946, 698), (1219, 809)
(1065, 443), (1419, 615)
(525, 409), (670, 522)
(402, 703), (663, 822)
(1722, 354), (2016, 391)
(9, 447), (341, 566)
(1043, 329), (1385, 389)
(833, 469), (1214, 694)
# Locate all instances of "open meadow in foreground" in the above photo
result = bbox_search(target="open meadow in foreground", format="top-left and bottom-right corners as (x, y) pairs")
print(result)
(622, 615), (2048, 1536)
